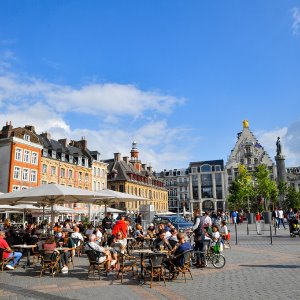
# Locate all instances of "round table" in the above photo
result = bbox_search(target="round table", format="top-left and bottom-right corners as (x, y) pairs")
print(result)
(12, 244), (37, 268)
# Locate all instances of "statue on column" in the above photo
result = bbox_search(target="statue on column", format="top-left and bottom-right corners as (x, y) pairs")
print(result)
(276, 137), (282, 156)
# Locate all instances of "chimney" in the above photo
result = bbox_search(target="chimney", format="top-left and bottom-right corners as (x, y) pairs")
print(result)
(147, 166), (153, 173)
(0, 121), (13, 138)
(123, 156), (129, 164)
(58, 138), (68, 148)
(25, 125), (35, 132)
(77, 138), (87, 150)
(41, 132), (51, 140)
(114, 153), (121, 162)
(142, 164), (147, 170)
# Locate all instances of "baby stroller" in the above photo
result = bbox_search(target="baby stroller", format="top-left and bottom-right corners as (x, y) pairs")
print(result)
(289, 217), (300, 237)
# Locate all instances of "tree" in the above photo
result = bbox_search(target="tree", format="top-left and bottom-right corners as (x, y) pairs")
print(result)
(254, 164), (278, 211)
(227, 165), (255, 211)
(283, 185), (300, 210)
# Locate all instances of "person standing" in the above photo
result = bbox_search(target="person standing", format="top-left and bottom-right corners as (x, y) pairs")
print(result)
(192, 209), (204, 268)
(277, 208), (286, 229)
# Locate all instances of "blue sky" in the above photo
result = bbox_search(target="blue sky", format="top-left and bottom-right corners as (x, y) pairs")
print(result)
(0, 1), (300, 170)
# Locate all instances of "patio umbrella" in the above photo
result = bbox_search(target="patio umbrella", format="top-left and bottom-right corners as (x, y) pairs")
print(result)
(0, 184), (114, 229)
(93, 189), (147, 214)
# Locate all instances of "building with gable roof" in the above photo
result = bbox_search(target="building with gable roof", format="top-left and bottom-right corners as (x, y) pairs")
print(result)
(105, 142), (168, 213)
(225, 120), (277, 197)
(0, 122), (43, 193)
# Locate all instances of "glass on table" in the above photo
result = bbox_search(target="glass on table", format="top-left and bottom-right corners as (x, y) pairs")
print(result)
(58, 241), (63, 248)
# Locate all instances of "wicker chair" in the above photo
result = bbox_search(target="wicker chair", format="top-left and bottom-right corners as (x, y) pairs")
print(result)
(85, 249), (107, 280)
(142, 253), (167, 288)
(168, 250), (193, 283)
(116, 250), (138, 283)
(39, 250), (61, 277)
(0, 248), (14, 271)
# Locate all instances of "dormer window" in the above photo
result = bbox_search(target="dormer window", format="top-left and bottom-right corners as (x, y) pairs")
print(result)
(43, 149), (48, 157)
(24, 134), (30, 141)
(97, 154), (100, 161)
(84, 158), (88, 167)
(52, 150), (56, 159)
(69, 155), (73, 163)
(61, 153), (65, 162)
(78, 156), (82, 166)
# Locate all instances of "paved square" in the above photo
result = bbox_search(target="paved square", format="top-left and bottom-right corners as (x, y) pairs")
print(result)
(1, 223), (300, 300)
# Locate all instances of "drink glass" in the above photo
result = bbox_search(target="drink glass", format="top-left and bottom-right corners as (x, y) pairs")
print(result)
(59, 241), (63, 248)
(160, 245), (164, 251)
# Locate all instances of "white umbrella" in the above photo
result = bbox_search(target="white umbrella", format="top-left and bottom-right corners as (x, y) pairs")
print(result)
(93, 189), (147, 214)
(0, 184), (114, 229)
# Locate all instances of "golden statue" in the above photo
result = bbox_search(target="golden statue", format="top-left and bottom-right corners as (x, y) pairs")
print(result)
(243, 120), (249, 128)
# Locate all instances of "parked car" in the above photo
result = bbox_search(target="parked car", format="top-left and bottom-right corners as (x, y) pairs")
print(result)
(153, 215), (193, 231)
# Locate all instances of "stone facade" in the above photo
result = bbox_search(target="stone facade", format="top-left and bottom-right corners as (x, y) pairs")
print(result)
(105, 142), (168, 213)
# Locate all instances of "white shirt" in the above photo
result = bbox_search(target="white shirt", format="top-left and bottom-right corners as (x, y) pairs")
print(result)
(71, 232), (84, 241)
(278, 210), (284, 219)
(220, 226), (228, 236)
(203, 216), (212, 227)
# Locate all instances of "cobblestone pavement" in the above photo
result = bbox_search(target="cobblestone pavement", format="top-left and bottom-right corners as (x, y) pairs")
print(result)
(1, 223), (300, 300)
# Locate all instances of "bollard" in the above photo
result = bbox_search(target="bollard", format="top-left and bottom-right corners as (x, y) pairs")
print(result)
(235, 222), (238, 245)
(270, 223), (273, 245)
(247, 223), (249, 235)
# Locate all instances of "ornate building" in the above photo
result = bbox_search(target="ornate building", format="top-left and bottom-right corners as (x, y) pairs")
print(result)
(105, 142), (168, 213)
(225, 120), (277, 196)
(0, 123), (43, 193)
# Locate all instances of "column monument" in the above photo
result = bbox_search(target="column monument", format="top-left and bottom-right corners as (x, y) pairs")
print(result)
(275, 137), (287, 206)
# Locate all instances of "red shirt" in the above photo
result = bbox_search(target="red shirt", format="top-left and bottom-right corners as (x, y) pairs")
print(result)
(0, 237), (10, 259)
(256, 214), (261, 221)
(112, 220), (128, 238)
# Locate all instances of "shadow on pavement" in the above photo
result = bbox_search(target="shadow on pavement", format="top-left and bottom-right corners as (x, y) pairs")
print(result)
(0, 283), (73, 300)
(239, 264), (300, 269)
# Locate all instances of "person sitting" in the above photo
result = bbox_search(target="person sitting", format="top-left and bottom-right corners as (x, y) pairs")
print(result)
(147, 223), (156, 238)
(133, 224), (144, 243)
(42, 236), (57, 253)
(0, 230), (22, 270)
(95, 226), (103, 245)
(85, 224), (95, 237)
(168, 228), (178, 249)
(152, 230), (172, 252)
(169, 233), (192, 279)
(210, 224), (221, 251)
(71, 226), (84, 247)
(85, 234), (115, 272)
(58, 232), (75, 272)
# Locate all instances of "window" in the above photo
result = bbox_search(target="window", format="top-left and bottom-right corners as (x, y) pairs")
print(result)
(51, 166), (56, 176)
(215, 165), (221, 171)
(42, 164), (47, 174)
(15, 148), (22, 161)
(93, 167), (96, 177)
(43, 149), (48, 157)
(13, 167), (21, 180)
(78, 156), (82, 166)
(69, 155), (73, 163)
(23, 150), (30, 163)
(97, 168), (101, 177)
(97, 182), (100, 191)
(22, 168), (29, 181)
(12, 185), (20, 192)
(30, 170), (37, 182)
(21, 186), (28, 190)
(192, 167), (197, 173)
(31, 152), (38, 165)
(85, 173), (89, 182)
(60, 168), (65, 177)
(61, 153), (65, 162)
(93, 181), (96, 191)
(68, 170), (73, 179)
(52, 150), (56, 159)
(24, 134), (30, 141)
(84, 158), (88, 167)
(79, 172), (82, 180)
(201, 164), (212, 172)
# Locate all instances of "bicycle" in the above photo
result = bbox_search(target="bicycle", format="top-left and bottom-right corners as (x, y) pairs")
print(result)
(191, 239), (226, 269)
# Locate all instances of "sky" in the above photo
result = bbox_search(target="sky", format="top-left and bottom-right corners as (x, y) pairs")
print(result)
(0, 0), (300, 171)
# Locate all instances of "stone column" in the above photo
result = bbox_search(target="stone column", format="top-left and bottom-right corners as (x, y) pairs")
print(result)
(275, 154), (287, 206)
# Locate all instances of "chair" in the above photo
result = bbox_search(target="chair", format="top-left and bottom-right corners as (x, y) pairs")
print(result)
(72, 238), (84, 257)
(67, 248), (76, 269)
(116, 250), (138, 283)
(0, 248), (14, 271)
(31, 247), (41, 264)
(39, 250), (61, 277)
(143, 253), (167, 288)
(85, 249), (107, 280)
(168, 250), (193, 283)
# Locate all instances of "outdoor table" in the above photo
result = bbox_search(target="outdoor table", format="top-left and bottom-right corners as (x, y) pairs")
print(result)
(54, 247), (70, 252)
(12, 244), (37, 268)
(131, 249), (154, 275)
(126, 237), (134, 253)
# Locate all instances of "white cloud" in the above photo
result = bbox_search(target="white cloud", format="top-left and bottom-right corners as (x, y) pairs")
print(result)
(291, 7), (300, 35)
(0, 67), (193, 170)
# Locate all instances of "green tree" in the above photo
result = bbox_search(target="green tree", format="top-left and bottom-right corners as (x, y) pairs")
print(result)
(254, 164), (278, 211)
(227, 165), (255, 211)
(284, 185), (300, 210)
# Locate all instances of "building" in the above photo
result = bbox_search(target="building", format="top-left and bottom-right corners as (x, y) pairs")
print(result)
(0, 122), (43, 193)
(105, 142), (168, 213)
(189, 160), (226, 212)
(286, 167), (300, 191)
(156, 168), (190, 213)
(225, 120), (276, 194)
(38, 133), (107, 212)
